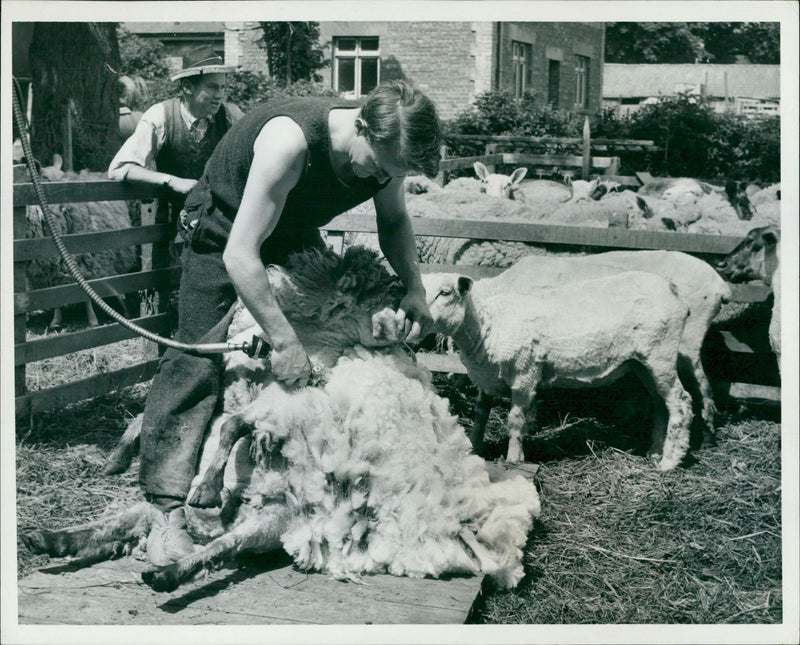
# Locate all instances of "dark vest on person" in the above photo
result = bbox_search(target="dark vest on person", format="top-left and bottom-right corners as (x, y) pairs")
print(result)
(155, 98), (233, 224)
(185, 97), (389, 257)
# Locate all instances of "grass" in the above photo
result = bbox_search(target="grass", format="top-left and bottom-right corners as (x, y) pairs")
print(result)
(14, 340), (783, 624)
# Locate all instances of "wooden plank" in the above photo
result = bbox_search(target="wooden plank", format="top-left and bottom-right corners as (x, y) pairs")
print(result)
(728, 283), (772, 303)
(417, 352), (468, 375)
(717, 382), (781, 404)
(14, 205), (28, 397)
(446, 134), (655, 147)
(14, 267), (181, 314)
(635, 171), (655, 184)
(439, 154), (504, 172)
(324, 213), (747, 254)
(502, 152), (617, 169)
(15, 360), (159, 417)
(17, 556), (483, 625)
(702, 333), (779, 387)
(13, 180), (163, 207)
(14, 224), (173, 261)
(419, 264), (504, 279)
(15, 314), (171, 366)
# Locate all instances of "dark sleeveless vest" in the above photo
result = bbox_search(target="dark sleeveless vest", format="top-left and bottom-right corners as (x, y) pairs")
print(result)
(185, 97), (389, 256)
(155, 98), (233, 225)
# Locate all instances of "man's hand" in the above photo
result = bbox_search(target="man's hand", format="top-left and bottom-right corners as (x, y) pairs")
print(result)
(167, 177), (198, 195)
(269, 333), (312, 388)
(395, 286), (432, 344)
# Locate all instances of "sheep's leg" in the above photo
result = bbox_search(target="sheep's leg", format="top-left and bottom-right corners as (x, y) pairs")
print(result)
(677, 352), (717, 445)
(142, 504), (290, 593)
(469, 390), (494, 457)
(21, 501), (151, 563)
(507, 386), (536, 464)
(188, 413), (254, 509)
(85, 300), (99, 327)
(47, 307), (63, 332)
(636, 364), (693, 471)
(103, 413), (143, 475)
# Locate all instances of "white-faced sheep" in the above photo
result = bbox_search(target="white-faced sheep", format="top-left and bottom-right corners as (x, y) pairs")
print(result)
(23, 247), (540, 592)
(715, 225), (781, 373)
(475, 250), (731, 439)
(24, 154), (140, 329)
(422, 271), (693, 469)
(473, 161), (528, 201)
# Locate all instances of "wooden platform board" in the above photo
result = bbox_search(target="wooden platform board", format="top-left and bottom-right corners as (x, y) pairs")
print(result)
(17, 555), (485, 625)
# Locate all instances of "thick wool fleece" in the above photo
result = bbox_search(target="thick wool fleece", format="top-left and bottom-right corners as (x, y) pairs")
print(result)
(232, 348), (540, 588)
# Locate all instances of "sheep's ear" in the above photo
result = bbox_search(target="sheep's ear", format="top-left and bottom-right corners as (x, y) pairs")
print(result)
(474, 162), (488, 180)
(762, 229), (779, 248)
(457, 276), (473, 295)
(636, 195), (653, 218)
(510, 167), (528, 185)
(52, 153), (63, 170)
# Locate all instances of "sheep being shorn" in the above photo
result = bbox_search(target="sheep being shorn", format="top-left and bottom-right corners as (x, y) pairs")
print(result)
(476, 250), (731, 439)
(423, 271), (693, 469)
(25, 247), (540, 592)
(715, 225), (781, 373)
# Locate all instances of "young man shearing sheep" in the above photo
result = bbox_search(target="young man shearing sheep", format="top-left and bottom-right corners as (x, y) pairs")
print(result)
(138, 80), (442, 566)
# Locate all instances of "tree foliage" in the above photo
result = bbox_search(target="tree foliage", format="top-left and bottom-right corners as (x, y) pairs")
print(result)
(258, 22), (327, 85)
(29, 22), (121, 171)
(605, 22), (780, 64)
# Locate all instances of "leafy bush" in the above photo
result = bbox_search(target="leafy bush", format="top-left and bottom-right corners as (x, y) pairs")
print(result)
(447, 90), (779, 182)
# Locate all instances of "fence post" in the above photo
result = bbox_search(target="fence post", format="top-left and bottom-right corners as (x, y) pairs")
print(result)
(485, 143), (498, 174)
(139, 199), (173, 359)
(63, 99), (74, 172)
(14, 204), (28, 403)
(435, 144), (448, 187)
(581, 115), (591, 181)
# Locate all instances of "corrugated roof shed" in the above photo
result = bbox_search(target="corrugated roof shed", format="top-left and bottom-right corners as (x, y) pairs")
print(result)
(604, 64), (780, 100)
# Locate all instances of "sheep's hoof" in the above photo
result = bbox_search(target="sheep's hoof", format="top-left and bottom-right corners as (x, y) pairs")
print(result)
(102, 443), (137, 476)
(187, 479), (222, 508)
(142, 566), (181, 592)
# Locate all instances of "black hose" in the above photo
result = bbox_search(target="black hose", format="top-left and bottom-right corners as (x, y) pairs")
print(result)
(12, 82), (267, 359)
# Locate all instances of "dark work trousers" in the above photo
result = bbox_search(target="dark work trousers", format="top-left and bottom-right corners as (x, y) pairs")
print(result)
(138, 210), (326, 503)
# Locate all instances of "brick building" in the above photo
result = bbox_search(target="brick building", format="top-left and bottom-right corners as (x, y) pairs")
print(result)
(126, 21), (605, 121)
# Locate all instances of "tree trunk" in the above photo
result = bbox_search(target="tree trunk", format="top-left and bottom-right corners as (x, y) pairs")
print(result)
(29, 22), (121, 172)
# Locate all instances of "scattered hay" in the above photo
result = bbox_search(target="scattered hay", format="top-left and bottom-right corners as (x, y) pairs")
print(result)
(15, 385), (146, 577)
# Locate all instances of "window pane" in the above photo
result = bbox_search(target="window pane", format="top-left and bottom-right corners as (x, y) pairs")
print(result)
(337, 58), (355, 92)
(337, 38), (356, 51)
(361, 37), (379, 51)
(548, 60), (560, 107)
(360, 57), (378, 95)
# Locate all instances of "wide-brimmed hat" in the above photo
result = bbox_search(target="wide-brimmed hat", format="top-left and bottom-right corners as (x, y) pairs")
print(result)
(170, 45), (233, 81)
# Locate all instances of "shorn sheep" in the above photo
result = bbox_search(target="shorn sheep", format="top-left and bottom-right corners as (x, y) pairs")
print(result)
(715, 225), (781, 373)
(23, 247), (540, 592)
(24, 154), (140, 329)
(475, 250), (732, 439)
(422, 271), (693, 469)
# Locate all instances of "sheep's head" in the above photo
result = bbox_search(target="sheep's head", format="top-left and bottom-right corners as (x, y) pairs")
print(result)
(590, 180), (624, 201)
(715, 225), (781, 285)
(474, 162), (527, 200)
(421, 273), (473, 335)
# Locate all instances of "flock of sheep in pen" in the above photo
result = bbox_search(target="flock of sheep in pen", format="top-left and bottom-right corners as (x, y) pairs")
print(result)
(21, 159), (781, 592)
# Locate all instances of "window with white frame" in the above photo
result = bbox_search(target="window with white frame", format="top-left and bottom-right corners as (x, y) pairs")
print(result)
(333, 37), (380, 99)
(575, 55), (590, 108)
(512, 41), (530, 98)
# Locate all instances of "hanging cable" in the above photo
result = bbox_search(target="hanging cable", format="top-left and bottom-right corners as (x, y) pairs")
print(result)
(12, 80), (269, 359)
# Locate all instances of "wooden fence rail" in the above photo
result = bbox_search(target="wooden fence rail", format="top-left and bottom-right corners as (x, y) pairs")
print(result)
(12, 179), (776, 417)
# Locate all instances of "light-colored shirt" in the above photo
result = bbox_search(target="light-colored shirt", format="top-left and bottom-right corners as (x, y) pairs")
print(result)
(108, 99), (243, 180)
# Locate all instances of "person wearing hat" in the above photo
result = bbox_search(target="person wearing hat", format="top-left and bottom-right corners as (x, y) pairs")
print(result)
(137, 79), (442, 566)
(108, 45), (244, 227)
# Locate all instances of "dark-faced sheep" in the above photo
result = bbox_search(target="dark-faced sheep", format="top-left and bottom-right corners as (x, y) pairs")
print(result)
(422, 271), (693, 469)
(715, 225), (781, 372)
(23, 247), (540, 592)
